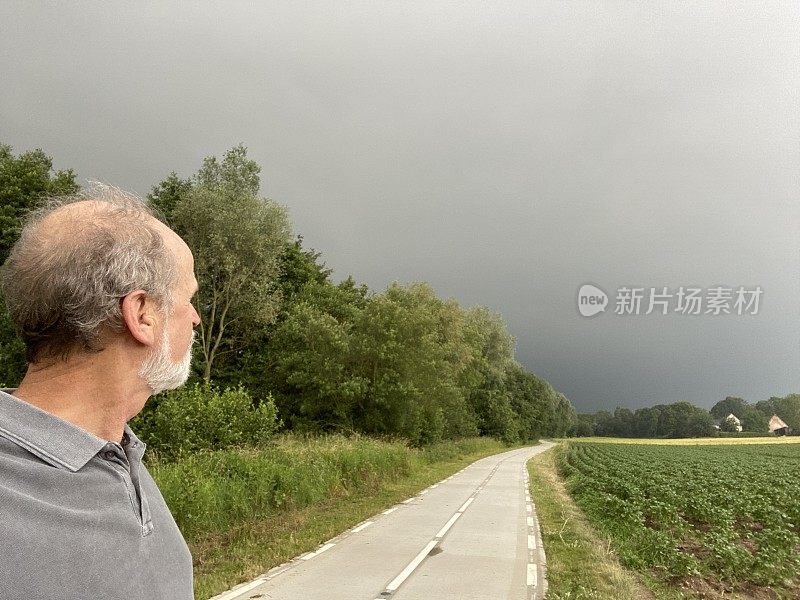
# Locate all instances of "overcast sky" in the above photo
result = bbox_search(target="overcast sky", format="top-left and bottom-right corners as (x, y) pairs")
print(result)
(2, 2), (797, 412)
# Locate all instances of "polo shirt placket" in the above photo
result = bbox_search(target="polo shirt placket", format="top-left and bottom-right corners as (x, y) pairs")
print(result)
(102, 432), (154, 536)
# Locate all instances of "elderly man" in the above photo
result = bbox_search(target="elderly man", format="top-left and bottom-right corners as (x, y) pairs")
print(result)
(0, 185), (199, 599)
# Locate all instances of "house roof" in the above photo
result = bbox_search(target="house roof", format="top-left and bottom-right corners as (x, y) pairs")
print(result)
(769, 415), (789, 432)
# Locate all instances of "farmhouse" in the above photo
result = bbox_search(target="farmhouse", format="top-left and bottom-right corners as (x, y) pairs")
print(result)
(769, 415), (789, 436)
(713, 413), (743, 432)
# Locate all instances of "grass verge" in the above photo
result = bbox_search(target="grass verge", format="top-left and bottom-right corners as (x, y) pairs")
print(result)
(148, 434), (515, 599)
(527, 443), (665, 600)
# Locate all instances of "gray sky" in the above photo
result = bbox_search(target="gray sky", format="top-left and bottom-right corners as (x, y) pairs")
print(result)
(2, 2), (798, 412)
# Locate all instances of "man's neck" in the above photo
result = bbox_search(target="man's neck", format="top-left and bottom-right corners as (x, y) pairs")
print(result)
(13, 350), (150, 443)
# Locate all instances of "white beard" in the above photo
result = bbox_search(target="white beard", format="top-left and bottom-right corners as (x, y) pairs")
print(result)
(139, 327), (195, 395)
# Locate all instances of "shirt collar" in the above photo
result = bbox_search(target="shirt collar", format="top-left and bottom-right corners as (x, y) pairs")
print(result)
(0, 389), (126, 472)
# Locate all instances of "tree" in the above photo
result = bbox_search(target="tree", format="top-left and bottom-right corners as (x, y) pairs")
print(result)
(227, 236), (334, 394)
(612, 407), (635, 437)
(153, 146), (292, 381)
(719, 415), (740, 433)
(275, 236), (333, 304)
(709, 396), (748, 420)
(263, 277), (574, 444)
(659, 401), (715, 438)
(147, 172), (192, 226)
(740, 406), (768, 433)
(0, 144), (78, 386)
(754, 398), (778, 419)
(633, 406), (661, 437)
(755, 396), (800, 432)
(1, 144), (79, 264)
(506, 365), (548, 442)
(768, 395), (800, 432)
(569, 416), (594, 437)
(591, 410), (615, 436)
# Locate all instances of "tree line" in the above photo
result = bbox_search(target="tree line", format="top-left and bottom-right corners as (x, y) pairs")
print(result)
(0, 143), (576, 447)
(573, 395), (799, 438)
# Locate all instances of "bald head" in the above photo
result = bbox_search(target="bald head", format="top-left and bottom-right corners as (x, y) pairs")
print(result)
(1, 184), (180, 363)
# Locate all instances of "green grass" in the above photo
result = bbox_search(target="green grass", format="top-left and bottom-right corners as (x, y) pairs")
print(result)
(147, 434), (513, 599)
(527, 444), (656, 600)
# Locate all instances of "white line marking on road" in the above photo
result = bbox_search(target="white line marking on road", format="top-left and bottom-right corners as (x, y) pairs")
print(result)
(430, 483), (438, 488)
(527, 564), (537, 587)
(265, 566), (289, 580)
(528, 534), (536, 550)
(211, 577), (267, 600)
(527, 516), (534, 527)
(458, 497), (474, 512)
(352, 521), (374, 533)
(383, 507), (398, 515)
(420, 489), (429, 495)
(435, 513), (461, 538)
(301, 543), (335, 560)
(386, 540), (439, 592)
(375, 450), (524, 598)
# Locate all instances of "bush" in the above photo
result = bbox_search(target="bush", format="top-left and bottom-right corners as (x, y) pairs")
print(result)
(150, 434), (415, 538)
(130, 383), (281, 459)
(148, 434), (503, 540)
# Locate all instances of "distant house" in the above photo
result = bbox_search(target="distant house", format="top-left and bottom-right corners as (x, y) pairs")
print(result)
(769, 415), (790, 436)
(725, 413), (742, 432)
(713, 413), (743, 432)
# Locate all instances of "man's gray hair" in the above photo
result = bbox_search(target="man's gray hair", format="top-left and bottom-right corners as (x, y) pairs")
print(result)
(0, 183), (178, 363)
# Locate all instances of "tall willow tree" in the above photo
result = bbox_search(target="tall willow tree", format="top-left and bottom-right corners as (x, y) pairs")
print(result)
(150, 146), (291, 381)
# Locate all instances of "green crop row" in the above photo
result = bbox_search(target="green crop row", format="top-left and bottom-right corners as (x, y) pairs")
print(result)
(558, 441), (800, 596)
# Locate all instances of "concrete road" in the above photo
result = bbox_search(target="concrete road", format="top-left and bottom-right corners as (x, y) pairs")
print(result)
(212, 442), (554, 600)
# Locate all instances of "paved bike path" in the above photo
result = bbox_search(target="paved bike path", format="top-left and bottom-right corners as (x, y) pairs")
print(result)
(211, 442), (553, 600)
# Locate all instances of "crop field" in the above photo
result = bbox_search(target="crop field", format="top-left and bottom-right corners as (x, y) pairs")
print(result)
(559, 441), (800, 597)
(564, 436), (800, 446)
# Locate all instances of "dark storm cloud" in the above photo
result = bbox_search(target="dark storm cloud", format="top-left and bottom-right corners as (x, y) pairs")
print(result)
(2, 1), (797, 411)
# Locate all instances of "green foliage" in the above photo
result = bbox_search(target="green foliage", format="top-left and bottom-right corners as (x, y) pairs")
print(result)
(587, 401), (716, 438)
(129, 383), (280, 459)
(148, 434), (505, 543)
(527, 448), (644, 600)
(143, 146), (576, 447)
(196, 144), (260, 197)
(150, 145), (292, 381)
(149, 434), (414, 539)
(0, 295), (26, 387)
(0, 144), (79, 264)
(719, 414), (740, 433)
(0, 144), (79, 386)
(756, 395), (800, 432)
(710, 396), (748, 420)
(147, 171), (192, 226)
(263, 278), (571, 445)
(275, 236), (333, 304)
(560, 441), (800, 593)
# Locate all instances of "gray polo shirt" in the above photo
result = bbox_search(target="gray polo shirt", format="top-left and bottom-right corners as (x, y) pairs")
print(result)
(0, 389), (193, 600)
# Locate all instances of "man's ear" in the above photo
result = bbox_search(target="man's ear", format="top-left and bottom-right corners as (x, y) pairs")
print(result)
(120, 290), (159, 347)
